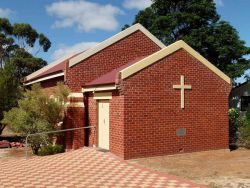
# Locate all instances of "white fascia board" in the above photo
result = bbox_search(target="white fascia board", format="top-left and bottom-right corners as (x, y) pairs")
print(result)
(65, 102), (84, 108)
(68, 93), (83, 98)
(69, 23), (165, 67)
(25, 53), (73, 81)
(82, 85), (117, 93)
(24, 72), (64, 86)
(120, 40), (232, 85)
(93, 92), (112, 100)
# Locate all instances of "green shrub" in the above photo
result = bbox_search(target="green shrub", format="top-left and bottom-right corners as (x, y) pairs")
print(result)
(229, 108), (240, 147)
(246, 106), (250, 123)
(38, 144), (64, 156)
(2, 83), (69, 154)
(228, 108), (250, 149)
(235, 106), (250, 149)
(229, 108), (240, 122)
(238, 122), (250, 147)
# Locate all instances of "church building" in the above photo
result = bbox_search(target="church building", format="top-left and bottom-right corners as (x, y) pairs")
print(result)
(24, 24), (232, 159)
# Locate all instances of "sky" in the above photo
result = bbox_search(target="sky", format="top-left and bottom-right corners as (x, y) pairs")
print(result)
(0, 0), (250, 82)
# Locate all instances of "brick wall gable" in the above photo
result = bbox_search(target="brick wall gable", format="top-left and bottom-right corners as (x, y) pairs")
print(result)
(120, 49), (231, 159)
(39, 76), (65, 96)
(66, 30), (161, 92)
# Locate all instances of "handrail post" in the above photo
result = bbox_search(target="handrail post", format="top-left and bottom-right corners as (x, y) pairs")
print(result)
(25, 134), (30, 159)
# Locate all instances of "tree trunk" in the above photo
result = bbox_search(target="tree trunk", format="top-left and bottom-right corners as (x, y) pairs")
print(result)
(0, 123), (6, 135)
(31, 145), (40, 155)
(229, 120), (238, 150)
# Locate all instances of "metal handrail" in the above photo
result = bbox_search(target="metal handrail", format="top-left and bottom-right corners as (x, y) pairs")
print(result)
(25, 126), (95, 159)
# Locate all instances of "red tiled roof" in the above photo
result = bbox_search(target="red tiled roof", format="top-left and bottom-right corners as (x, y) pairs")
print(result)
(25, 52), (82, 82)
(85, 56), (146, 87)
(33, 60), (66, 79)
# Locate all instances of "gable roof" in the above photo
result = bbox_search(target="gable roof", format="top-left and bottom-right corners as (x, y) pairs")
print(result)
(24, 24), (164, 86)
(85, 56), (146, 87)
(83, 40), (231, 92)
(24, 52), (82, 85)
(27, 59), (66, 81)
(69, 23), (166, 67)
(120, 40), (232, 85)
(25, 54), (72, 82)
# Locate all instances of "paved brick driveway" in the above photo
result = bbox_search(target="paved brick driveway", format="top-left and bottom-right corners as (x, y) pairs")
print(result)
(0, 148), (206, 188)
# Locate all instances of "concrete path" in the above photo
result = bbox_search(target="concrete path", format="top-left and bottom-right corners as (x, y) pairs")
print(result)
(0, 148), (206, 188)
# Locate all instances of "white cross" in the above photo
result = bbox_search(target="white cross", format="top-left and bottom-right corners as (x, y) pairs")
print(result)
(173, 75), (192, 109)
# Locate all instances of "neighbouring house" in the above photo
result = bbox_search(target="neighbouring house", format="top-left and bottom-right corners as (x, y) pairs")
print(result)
(24, 24), (232, 159)
(230, 81), (250, 112)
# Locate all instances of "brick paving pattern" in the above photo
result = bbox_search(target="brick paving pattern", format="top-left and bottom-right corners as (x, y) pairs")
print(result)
(0, 148), (206, 188)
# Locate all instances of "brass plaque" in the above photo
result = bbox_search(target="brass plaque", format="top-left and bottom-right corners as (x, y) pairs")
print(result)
(176, 128), (186, 136)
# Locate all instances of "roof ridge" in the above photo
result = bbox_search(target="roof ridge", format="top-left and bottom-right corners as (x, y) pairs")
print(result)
(69, 23), (165, 67)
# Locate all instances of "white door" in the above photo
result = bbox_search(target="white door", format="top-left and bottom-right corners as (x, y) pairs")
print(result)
(98, 100), (110, 150)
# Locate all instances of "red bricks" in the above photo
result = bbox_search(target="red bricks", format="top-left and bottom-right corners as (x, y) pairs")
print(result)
(88, 93), (98, 147)
(30, 30), (161, 152)
(64, 105), (85, 150)
(66, 31), (161, 92)
(86, 49), (230, 159)
(119, 49), (231, 159)
(109, 91), (125, 158)
(40, 76), (64, 96)
(37, 29), (230, 160)
(63, 30), (160, 150)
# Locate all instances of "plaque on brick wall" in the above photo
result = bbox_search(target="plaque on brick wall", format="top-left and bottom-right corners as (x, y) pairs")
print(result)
(176, 128), (186, 136)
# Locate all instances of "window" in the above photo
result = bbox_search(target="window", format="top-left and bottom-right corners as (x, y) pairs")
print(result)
(241, 96), (250, 111)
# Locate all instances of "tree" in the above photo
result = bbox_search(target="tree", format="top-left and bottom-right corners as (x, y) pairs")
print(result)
(0, 62), (21, 135)
(9, 48), (47, 81)
(0, 18), (51, 68)
(0, 18), (51, 135)
(125, 0), (250, 81)
(2, 83), (69, 154)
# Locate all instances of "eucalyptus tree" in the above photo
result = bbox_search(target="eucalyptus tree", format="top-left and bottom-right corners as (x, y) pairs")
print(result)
(124, 0), (250, 80)
(0, 18), (51, 135)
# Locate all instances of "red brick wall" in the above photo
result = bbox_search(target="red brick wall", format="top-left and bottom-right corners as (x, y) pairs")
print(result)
(87, 92), (125, 158)
(40, 76), (64, 96)
(38, 30), (161, 151)
(64, 106), (85, 150)
(109, 92), (125, 158)
(39, 76), (85, 150)
(119, 49), (231, 159)
(66, 30), (161, 92)
(88, 94), (97, 147)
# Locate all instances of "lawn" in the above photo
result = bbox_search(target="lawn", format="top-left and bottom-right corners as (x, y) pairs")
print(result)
(131, 149), (250, 188)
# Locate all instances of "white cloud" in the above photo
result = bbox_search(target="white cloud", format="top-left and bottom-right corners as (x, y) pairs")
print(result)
(123, 0), (152, 10)
(0, 8), (14, 18)
(46, 0), (123, 32)
(52, 41), (99, 60)
(214, 0), (224, 6)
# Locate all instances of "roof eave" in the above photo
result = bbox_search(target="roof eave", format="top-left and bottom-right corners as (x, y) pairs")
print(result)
(24, 72), (64, 86)
(82, 84), (117, 93)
